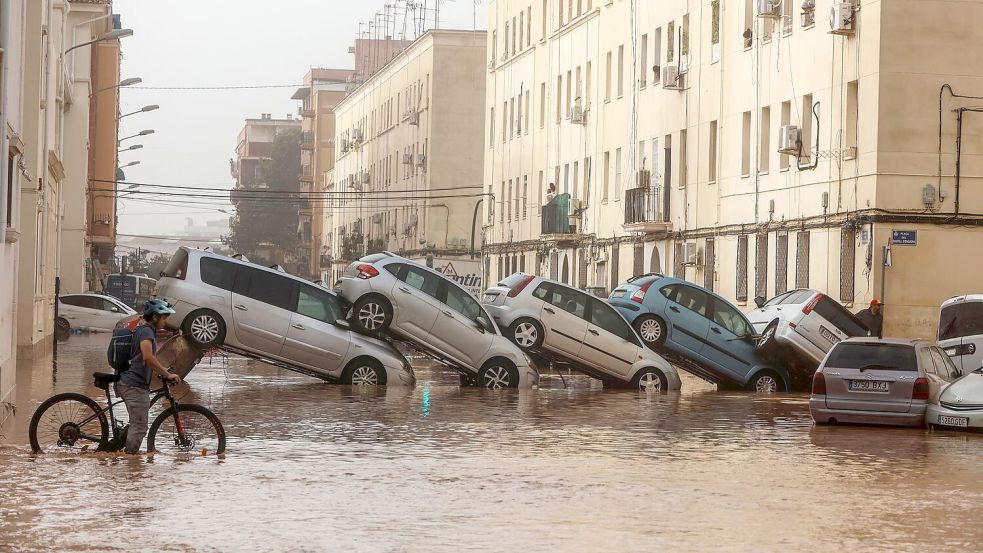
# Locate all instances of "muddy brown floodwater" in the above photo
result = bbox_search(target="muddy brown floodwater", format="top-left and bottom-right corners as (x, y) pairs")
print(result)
(1, 334), (981, 552)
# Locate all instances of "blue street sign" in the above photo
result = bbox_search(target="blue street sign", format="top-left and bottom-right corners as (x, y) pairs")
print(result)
(891, 230), (917, 246)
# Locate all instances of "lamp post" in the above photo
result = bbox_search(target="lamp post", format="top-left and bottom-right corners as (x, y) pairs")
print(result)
(64, 28), (133, 54)
(90, 77), (141, 97)
(118, 104), (159, 120)
(118, 129), (153, 144)
(118, 144), (143, 153)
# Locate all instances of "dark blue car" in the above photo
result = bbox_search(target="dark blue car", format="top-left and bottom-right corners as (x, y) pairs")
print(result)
(609, 275), (789, 392)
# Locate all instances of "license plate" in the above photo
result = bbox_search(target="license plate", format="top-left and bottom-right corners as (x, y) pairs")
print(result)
(820, 326), (841, 344)
(612, 290), (626, 298)
(938, 415), (969, 428)
(848, 380), (889, 392)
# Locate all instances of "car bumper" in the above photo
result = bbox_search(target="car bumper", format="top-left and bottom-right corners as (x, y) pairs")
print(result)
(382, 363), (416, 386)
(483, 304), (516, 327)
(775, 325), (826, 365)
(926, 404), (983, 430)
(810, 398), (926, 427)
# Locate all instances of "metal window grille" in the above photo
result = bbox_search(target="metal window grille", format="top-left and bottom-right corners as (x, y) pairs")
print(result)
(520, 253), (526, 273)
(736, 235), (748, 301)
(497, 255), (504, 281)
(578, 248), (589, 288)
(549, 251), (559, 280)
(775, 233), (788, 295)
(674, 241), (685, 279)
(484, 257), (491, 289)
(704, 238), (715, 291)
(633, 242), (645, 277)
(610, 244), (620, 291)
(755, 233), (768, 299)
(840, 227), (856, 302)
(795, 231), (810, 288)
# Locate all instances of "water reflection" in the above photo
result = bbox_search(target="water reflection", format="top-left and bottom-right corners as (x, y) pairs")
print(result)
(0, 334), (980, 552)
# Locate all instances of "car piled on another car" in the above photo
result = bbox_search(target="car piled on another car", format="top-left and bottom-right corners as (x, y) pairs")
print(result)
(927, 365), (983, 430)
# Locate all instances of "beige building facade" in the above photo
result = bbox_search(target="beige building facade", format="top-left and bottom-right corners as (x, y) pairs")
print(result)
(330, 30), (487, 284)
(485, 0), (983, 338)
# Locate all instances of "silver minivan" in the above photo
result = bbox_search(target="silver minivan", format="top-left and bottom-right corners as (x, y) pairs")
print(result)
(155, 247), (415, 386)
(937, 294), (983, 374)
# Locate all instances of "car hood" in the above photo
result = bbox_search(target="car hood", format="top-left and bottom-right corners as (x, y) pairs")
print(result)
(939, 371), (983, 405)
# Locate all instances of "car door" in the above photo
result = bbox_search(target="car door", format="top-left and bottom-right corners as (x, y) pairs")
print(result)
(579, 297), (641, 379)
(928, 346), (960, 402)
(702, 297), (760, 382)
(660, 284), (711, 357)
(92, 296), (127, 330)
(58, 295), (86, 328)
(230, 266), (297, 356)
(428, 282), (495, 369)
(279, 284), (352, 375)
(539, 284), (590, 356)
(389, 264), (441, 342)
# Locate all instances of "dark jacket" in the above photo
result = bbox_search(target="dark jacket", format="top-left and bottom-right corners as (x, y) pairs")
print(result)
(855, 308), (883, 337)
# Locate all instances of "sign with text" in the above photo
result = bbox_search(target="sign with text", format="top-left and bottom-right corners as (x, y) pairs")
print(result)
(891, 230), (917, 246)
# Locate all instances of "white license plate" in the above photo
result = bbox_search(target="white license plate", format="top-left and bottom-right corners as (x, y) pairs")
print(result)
(612, 290), (626, 298)
(820, 326), (840, 344)
(848, 380), (889, 392)
(938, 415), (969, 428)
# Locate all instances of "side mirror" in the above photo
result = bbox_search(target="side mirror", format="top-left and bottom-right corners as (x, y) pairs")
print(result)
(334, 319), (351, 330)
(753, 296), (765, 308)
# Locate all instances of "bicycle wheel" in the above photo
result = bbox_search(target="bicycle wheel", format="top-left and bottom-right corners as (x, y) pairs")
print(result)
(147, 404), (226, 455)
(29, 393), (109, 454)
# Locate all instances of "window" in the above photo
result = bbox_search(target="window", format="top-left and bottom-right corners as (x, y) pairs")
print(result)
(162, 249), (189, 279)
(678, 129), (687, 188)
(712, 298), (753, 337)
(742, 111), (752, 176)
(704, 238), (715, 290)
(653, 28), (662, 83)
(556, 75), (563, 121)
(295, 285), (343, 323)
(524, 90), (531, 134)
(572, 161), (579, 200)
(489, 107), (495, 144)
(605, 51), (612, 101)
(933, 347), (959, 380)
(542, 0), (548, 39)
(514, 177), (521, 217)
(538, 170), (544, 209)
(615, 148), (623, 199)
(743, 0), (754, 46)
(617, 45), (624, 97)
(445, 285), (484, 323)
(519, 11), (524, 50)
(236, 268), (297, 310)
(583, 157), (592, 200)
(502, 101), (507, 143)
(666, 284), (709, 317)
(711, 1), (720, 61)
(737, 235), (749, 302)
(919, 348), (937, 376)
(755, 234), (768, 299)
(825, 344), (918, 372)
(589, 298), (637, 344)
(527, 6), (532, 47)
(545, 285), (588, 319)
(200, 258), (237, 290)
(760, 106), (771, 172)
(796, 231), (810, 288)
(603, 151), (610, 201)
(929, 348), (954, 380)
(681, 14), (690, 63)
(532, 282), (552, 300)
(566, 70), (572, 117)
(801, 93), (813, 157)
(839, 227), (856, 302)
(5, 154), (13, 228)
(640, 34), (648, 87)
(708, 121), (718, 183)
(523, 176), (528, 218)
(775, 233), (788, 295)
(585, 61), (592, 105)
(540, 82), (546, 128)
(780, 100), (791, 170)
(403, 266), (440, 298)
(504, 21), (510, 58)
(846, 80), (858, 154)
(509, 98), (515, 137)
(507, 179), (513, 221)
(667, 21), (675, 62)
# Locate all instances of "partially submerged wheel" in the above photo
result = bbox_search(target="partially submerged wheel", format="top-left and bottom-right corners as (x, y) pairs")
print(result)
(749, 371), (783, 393)
(352, 296), (392, 333)
(632, 368), (668, 392)
(633, 315), (666, 348)
(757, 322), (779, 361)
(508, 318), (544, 350)
(478, 360), (520, 389)
(183, 309), (226, 347)
(342, 359), (387, 386)
(29, 393), (109, 453)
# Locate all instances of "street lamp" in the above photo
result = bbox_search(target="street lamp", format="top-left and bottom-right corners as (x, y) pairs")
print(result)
(90, 77), (142, 97)
(118, 104), (159, 120)
(119, 161), (140, 169)
(64, 28), (134, 54)
(118, 129), (154, 144)
(118, 144), (143, 153)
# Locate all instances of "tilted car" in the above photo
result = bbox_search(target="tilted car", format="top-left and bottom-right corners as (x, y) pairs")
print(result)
(58, 293), (136, 331)
(927, 365), (983, 430)
(481, 273), (681, 392)
(155, 247), (415, 386)
(937, 294), (983, 375)
(608, 275), (789, 392)
(746, 289), (869, 368)
(810, 338), (957, 427)
(335, 253), (539, 389)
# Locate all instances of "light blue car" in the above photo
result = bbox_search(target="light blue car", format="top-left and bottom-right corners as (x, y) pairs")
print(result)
(608, 275), (790, 392)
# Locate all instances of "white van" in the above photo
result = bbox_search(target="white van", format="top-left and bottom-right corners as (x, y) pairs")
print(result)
(938, 295), (983, 374)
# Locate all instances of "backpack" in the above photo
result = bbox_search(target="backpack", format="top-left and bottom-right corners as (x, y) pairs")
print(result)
(107, 327), (135, 372)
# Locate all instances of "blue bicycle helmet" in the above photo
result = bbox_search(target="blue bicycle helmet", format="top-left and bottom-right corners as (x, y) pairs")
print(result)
(143, 298), (176, 317)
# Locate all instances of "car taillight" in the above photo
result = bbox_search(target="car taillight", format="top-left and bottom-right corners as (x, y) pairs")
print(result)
(630, 282), (654, 304)
(802, 293), (822, 315)
(508, 275), (536, 298)
(912, 377), (930, 401)
(811, 371), (826, 395)
(356, 264), (379, 279)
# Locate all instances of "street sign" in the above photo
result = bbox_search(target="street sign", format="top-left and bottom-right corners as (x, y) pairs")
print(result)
(891, 230), (917, 246)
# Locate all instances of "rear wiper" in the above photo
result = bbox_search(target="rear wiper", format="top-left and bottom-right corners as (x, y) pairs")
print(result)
(858, 363), (897, 372)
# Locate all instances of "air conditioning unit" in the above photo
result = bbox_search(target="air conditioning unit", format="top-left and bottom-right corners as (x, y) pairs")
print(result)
(756, 0), (781, 19)
(359, 172), (370, 185)
(408, 111), (420, 125)
(415, 154), (426, 168)
(595, 249), (609, 263)
(829, 2), (855, 35)
(636, 169), (652, 189)
(683, 242), (699, 266)
(571, 105), (587, 124)
(401, 153), (413, 165)
(777, 125), (801, 155)
(662, 66), (684, 90)
(351, 128), (363, 142)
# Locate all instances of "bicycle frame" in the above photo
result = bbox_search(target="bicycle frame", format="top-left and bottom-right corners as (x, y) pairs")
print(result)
(68, 378), (183, 449)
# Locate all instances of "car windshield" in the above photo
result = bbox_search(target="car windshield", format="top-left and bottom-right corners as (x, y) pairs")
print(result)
(762, 291), (795, 307)
(938, 302), (983, 341)
(824, 343), (918, 372)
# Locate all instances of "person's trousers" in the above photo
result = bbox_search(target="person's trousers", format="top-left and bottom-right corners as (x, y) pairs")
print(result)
(116, 383), (151, 454)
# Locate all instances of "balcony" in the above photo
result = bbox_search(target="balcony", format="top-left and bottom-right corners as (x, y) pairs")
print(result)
(301, 131), (315, 150)
(299, 164), (314, 183)
(541, 193), (579, 242)
(623, 186), (671, 234)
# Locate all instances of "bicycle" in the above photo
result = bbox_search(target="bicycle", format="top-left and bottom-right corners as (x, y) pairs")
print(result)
(29, 371), (226, 455)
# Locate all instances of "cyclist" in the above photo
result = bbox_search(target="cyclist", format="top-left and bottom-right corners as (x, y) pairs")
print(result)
(116, 299), (181, 454)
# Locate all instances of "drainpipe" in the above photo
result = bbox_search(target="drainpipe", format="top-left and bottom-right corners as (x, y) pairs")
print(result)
(0, 0), (11, 244)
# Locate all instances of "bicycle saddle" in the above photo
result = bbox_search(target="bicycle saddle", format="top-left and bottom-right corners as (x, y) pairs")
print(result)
(93, 372), (121, 390)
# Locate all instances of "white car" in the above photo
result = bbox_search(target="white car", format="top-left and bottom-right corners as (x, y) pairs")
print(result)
(748, 289), (869, 368)
(927, 366), (983, 430)
(57, 293), (136, 331)
(481, 273), (682, 392)
(937, 294), (983, 375)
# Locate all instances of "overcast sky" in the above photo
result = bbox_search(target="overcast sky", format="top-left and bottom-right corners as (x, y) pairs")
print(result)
(113, 0), (486, 235)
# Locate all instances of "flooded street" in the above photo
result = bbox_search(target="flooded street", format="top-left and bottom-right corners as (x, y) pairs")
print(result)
(1, 334), (981, 552)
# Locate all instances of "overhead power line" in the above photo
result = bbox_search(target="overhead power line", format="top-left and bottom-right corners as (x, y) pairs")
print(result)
(129, 84), (304, 90)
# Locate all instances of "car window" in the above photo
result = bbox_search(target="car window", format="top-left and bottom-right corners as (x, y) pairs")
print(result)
(384, 262), (407, 279)
(782, 290), (815, 305)
(671, 285), (708, 317)
(813, 297), (868, 336)
(404, 266), (440, 299)
(589, 298), (637, 343)
(763, 291), (795, 307)
(295, 285), (343, 323)
(445, 285), (484, 323)
(936, 347), (960, 378)
(938, 302), (983, 341)
(74, 296), (101, 310)
(659, 284), (678, 302)
(929, 347), (954, 379)
(532, 282), (552, 300)
(162, 249), (188, 279)
(97, 297), (120, 312)
(546, 285), (588, 319)
(200, 258), (237, 290)
(918, 348), (936, 375)
(626, 274), (661, 287)
(60, 295), (84, 308)
(712, 298), (753, 337)
(824, 343), (918, 371)
(236, 267), (297, 310)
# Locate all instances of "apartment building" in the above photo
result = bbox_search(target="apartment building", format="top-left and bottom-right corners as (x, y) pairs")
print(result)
(331, 30), (487, 289)
(485, 0), (983, 338)
(291, 68), (352, 280)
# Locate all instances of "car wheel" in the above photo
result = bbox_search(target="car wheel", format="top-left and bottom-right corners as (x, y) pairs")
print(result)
(632, 368), (668, 392)
(757, 322), (780, 361)
(352, 296), (392, 333)
(342, 359), (387, 386)
(182, 309), (226, 347)
(478, 359), (520, 389)
(508, 318), (544, 350)
(633, 315), (666, 348)
(55, 317), (71, 341)
(748, 370), (783, 393)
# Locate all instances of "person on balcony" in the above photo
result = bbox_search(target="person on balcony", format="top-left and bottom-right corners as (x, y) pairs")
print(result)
(546, 183), (557, 203)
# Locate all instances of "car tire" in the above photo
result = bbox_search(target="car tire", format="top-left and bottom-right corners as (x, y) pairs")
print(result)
(352, 295), (392, 334)
(478, 359), (520, 389)
(757, 322), (780, 361)
(633, 315), (667, 349)
(341, 358), (387, 386)
(747, 370), (783, 393)
(55, 317), (71, 341)
(182, 309), (226, 348)
(632, 368), (668, 392)
(508, 318), (544, 350)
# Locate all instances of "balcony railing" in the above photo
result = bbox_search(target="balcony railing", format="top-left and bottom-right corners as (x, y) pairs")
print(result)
(542, 193), (571, 235)
(624, 187), (663, 225)
(301, 131), (315, 149)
